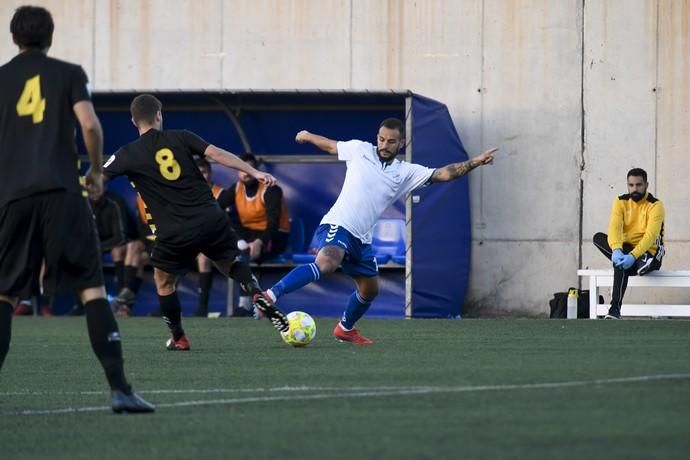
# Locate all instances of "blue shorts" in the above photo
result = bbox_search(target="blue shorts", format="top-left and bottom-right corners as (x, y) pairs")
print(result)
(314, 224), (378, 277)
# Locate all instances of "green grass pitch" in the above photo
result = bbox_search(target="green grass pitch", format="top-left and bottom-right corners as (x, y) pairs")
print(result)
(1, 317), (689, 460)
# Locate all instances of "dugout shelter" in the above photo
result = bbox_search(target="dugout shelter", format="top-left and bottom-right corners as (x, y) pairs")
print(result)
(91, 90), (471, 318)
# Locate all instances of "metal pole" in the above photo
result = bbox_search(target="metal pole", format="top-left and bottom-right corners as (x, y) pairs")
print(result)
(404, 95), (413, 319)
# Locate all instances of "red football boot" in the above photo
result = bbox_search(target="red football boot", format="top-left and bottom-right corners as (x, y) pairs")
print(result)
(333, 322), (373, 345)
(165, 335), (191, 351)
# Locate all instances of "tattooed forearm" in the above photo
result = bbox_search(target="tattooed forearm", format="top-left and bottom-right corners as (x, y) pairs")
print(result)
(431, 159), (481, 182)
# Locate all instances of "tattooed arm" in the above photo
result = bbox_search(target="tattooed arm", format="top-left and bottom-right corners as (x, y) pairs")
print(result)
(430, 148), (497, 183)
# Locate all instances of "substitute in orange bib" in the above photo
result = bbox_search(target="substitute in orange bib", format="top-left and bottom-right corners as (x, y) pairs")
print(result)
(593, 168), (665, 319)
(221, 154), (290, 315)
(227, 153), (290, 263)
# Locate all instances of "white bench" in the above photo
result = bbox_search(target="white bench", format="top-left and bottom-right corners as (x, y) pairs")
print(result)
(577, 270), (690, 318)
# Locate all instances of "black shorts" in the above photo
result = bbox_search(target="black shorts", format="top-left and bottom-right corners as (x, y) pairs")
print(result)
(151, 218), (240, 275)
(0, 191), (104, 297)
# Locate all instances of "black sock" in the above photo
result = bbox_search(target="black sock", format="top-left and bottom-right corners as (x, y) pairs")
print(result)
(0, 301), (13, 370)
(159, 293), (185, 340)
(114, 261), (125, 293)
(84, 298), (129, 392)
(38, 295), (51, 310)
(130, 275), (143, 294)
(124, 265), (138, 291)
(197, 272), (213, 313)
(229, 262), (262, 296)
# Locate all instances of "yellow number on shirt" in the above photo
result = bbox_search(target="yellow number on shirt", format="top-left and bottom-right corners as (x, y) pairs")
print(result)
(155, 148), (181, 180)
(16, 75), (46, 124)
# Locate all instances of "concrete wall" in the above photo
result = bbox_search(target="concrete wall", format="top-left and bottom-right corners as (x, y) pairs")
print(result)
(582, 0), (690, 308)
(1, 0), (688, 315)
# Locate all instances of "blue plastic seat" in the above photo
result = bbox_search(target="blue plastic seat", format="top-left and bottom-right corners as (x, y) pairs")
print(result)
(371, 218), (406, 265)
(102, 252), (114, 266)
(291, 230), (319, 264)
(263, 254), (289, 264)
(262, 217), (306, 264)
(287, 217), (305, 255)
(391, 255), (406, 265)
(375, 254), (392, 265)
(292, 219), (407, 267)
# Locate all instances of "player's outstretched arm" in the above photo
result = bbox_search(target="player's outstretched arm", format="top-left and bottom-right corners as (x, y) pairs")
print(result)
(430, 147), (498, 183)
(295, 130), (338, 155)
(204, 145), (277, 186)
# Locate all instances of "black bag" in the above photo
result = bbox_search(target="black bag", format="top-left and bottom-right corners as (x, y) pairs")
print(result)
(549, 292), (568, 318)
(549, 289), (603, 318)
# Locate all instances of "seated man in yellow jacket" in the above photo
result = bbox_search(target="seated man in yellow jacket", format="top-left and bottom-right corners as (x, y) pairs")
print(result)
(228, 154), (290, 263)
(593, 168), (665, 319)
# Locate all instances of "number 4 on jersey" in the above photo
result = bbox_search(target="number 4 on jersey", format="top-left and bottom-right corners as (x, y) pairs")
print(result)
(16, 75), (46, 124)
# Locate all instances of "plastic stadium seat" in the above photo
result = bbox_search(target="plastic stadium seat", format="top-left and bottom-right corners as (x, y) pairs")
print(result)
(287, 217), (305, 255)
(391, 255), (406, 265)
(291, 230), (319, 264)
(292, 219), (406, 266)
(290, 253), (317, 264)
(264, 255), (288, 264)
(375, 254), (391, 264)
(262, 217), (305, 264)
(371, 218), (406, 264)
(102, 252), (114, 266)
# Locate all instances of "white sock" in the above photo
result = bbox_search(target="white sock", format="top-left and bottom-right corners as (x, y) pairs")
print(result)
(266, 289), (277, 303)
(238, 296), (252, 311)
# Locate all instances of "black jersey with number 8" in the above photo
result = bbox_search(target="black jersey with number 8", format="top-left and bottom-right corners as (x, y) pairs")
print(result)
(104, 129), (224, 244)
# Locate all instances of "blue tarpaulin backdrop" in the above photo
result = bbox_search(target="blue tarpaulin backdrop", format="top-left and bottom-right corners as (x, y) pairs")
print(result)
(410, 94), (471, 318)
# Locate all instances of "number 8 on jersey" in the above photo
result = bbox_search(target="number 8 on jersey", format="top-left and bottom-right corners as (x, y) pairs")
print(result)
(155, 148), (181, 180)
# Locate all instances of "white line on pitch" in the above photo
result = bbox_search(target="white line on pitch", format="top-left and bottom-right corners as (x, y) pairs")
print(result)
(7, 372), (690, 416)
(0, 385), (427, 397)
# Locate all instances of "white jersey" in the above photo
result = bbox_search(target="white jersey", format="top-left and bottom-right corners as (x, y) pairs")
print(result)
(320, 140), (435, 244)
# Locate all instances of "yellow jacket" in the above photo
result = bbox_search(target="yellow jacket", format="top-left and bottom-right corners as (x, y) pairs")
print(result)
(607, 192), (665, 258)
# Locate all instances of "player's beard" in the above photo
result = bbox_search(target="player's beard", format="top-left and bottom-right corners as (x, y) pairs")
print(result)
(377, 148), (398, 163)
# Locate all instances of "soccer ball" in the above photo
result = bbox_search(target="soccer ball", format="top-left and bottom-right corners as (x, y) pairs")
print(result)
(280, 311), (316, 347)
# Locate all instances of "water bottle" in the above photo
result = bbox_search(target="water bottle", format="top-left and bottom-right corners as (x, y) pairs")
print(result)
(236, 239), (249, 252)
(567, 288), (578, 319)
(236, 239), (250, 264)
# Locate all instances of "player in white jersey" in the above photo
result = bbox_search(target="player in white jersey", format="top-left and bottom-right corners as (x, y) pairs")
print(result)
(264, 118), (497, 344)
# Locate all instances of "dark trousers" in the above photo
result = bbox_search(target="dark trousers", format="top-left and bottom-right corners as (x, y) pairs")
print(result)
(593, 232), (662, 310)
